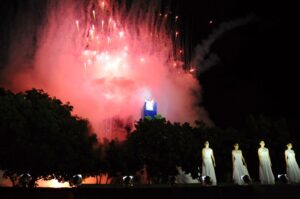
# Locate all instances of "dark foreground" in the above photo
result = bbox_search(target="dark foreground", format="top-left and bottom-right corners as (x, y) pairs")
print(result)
(1, 184), (300, 199)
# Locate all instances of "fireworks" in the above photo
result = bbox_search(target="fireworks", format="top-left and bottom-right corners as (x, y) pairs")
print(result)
(76, 20), (79, 32)
(4, 0), (207, 140)
(77, 1), (185, 81)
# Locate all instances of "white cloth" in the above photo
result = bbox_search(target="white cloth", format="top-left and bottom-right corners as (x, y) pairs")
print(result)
(202, 148), (217, 185)
(175, 166), (199, 183)
(232, 150), (250, 185)
(258, 148), (275, 184)
(285, 149), (300, 183)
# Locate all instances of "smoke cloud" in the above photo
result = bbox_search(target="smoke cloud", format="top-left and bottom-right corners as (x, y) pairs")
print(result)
(0, 0), (213, 140)
(191, 14), (256, 74)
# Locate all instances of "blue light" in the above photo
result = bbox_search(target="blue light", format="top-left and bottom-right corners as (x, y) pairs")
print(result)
(143, 99), (157, 119)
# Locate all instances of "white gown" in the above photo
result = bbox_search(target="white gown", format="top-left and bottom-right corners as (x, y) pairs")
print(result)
(285, 149), (300, 183)
(175, 166), (199, 183)
(258, 148), (275, 184)
(202, 148), (217, 185)
(232, 150), (250, 185)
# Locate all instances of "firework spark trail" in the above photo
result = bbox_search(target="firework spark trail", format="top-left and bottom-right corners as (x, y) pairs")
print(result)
(1, 0), (212, 140)
(191, 14), (256, 74)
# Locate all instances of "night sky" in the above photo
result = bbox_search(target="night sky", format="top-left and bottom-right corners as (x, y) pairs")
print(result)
(178, 0), (298, 132)
(0, 0), (298, 133)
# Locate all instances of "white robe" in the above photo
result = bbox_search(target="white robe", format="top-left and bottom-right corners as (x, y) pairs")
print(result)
(232, 150), (250, 185)
(258, 148), (275, 184)
(285, 149), (300, 183)
(202, 148), (217, 185)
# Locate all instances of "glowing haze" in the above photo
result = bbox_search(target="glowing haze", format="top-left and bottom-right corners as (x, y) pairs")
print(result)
(1, 0), (211, 140)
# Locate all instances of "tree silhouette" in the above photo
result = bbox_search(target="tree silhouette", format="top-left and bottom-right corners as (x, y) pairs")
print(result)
(0, 88), (101, 187)
(125, 117), (201, 184)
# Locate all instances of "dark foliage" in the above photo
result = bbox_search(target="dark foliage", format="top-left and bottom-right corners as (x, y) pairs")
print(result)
(0, 88), (102, 187)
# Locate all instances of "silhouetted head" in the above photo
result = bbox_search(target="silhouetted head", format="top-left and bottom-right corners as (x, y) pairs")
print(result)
(204, 141), (209, 148)
(259, 140), (265, 147)
(287, 143), (293, 149)
(234, 143), (239, 150)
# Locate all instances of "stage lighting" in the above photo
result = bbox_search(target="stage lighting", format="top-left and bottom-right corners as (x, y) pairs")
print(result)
(201, 176), (212, 186)
(241, 175), (251, 184)
(19, 173), (32, 187)
(277, 174), (288, 184)
(122, 175), (134, 187)
(70, 174), (83, 187)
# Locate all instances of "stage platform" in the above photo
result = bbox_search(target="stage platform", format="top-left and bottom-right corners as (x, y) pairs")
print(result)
(1, 184), (300, 199)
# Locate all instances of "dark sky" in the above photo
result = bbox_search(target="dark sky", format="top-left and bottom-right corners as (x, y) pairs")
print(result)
(0, 0), (298, 132)
(177, 0), (299, 132)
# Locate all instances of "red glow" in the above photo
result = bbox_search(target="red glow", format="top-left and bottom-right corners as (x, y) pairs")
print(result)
(37, 179), (70, 188)
(3, 0), (211, 140)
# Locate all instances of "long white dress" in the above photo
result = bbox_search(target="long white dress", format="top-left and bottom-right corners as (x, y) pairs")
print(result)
(202, 148), (217, 185)
(285, 149), (300, 183)
(232, 150), (250, 185)
(258, 148), (275, 184)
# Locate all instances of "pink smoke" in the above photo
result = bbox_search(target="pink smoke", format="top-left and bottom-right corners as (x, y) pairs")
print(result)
(2, 0), (212, 140)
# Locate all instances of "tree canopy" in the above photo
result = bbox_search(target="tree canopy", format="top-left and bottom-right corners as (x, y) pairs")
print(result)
(123, 117), (201, 183)
(0, 88), (101, 187)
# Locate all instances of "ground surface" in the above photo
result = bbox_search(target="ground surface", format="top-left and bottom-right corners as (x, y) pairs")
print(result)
(1, 184), (300, 199)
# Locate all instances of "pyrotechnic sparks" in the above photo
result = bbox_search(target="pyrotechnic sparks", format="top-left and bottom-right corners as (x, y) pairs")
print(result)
(76, 20), (79, 32)
(75, 0), (190, 103)
(2, 0), (211, 140)
(73, 0), (206, 138)
(92, 10), (96, 20)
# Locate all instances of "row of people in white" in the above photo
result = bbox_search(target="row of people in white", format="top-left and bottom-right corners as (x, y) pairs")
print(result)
(201, 141), (300, 185)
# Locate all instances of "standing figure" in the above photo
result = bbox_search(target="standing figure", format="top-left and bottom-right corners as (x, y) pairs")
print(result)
(258, 140), (275, 184)
(285, 143), (300, 183)
(232, 143), (251, 185)
(202, 141), (217, 185)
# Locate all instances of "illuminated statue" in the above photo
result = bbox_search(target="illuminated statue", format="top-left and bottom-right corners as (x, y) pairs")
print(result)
(202, 141), (217, 185)
(143, 98), (157, 119)
(232, 143), (251, 185)
(285, 143), (300, 183)
(258, 140), (275, 184)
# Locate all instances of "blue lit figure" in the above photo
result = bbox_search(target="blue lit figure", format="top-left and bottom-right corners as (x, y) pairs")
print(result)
(143, 99), (157, 119)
